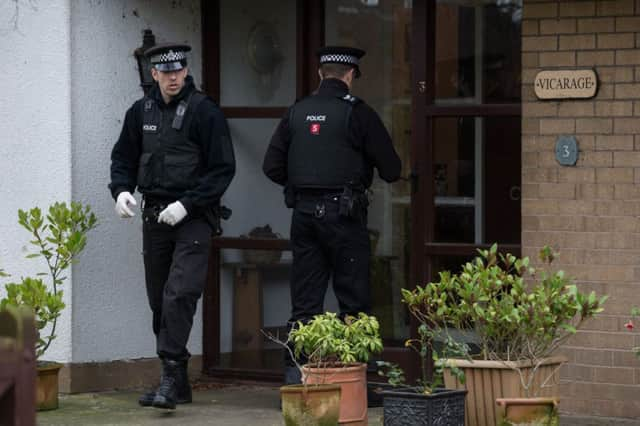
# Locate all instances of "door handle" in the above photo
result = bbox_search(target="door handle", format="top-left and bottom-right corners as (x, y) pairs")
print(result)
(509, 186), (521, 201)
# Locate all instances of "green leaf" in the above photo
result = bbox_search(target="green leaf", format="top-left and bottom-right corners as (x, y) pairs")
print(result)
(2, 201), (98, 360)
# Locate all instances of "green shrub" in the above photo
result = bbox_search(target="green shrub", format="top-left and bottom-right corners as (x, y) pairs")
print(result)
(0, 202), (97, 359)
(395, 244), (607, 397)
(289, 312), (383, 367)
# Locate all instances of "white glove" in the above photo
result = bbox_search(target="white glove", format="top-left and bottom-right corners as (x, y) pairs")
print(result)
(158, 201), (187, 226)
(115, 191), (137, 218)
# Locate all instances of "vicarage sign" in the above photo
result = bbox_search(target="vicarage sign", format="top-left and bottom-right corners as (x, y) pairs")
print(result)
(534, 69), (598, 100)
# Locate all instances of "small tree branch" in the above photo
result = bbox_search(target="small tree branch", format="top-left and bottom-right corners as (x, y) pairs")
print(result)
(260, 329), (304, 380)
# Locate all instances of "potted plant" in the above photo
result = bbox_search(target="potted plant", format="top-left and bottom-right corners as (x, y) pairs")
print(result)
(427, 244), (607, 426)
(0, 202), (97, 410)
(262, 322), (340, 426)
(373, 272), (470, 426)
(287, 312), (383, 425)
(279, 372), (342, 426)
(376, 342), (468, 425)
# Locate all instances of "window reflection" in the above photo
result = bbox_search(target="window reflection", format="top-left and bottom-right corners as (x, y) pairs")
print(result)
(433, 117), (476, 243)
(435, 0), (522, 103)
(433, 116), (521, 244)
(219, 0), (297, 106)
(326, 0), (412, 340)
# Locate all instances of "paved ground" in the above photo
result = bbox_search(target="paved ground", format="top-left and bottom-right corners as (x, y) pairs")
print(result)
(37, 385), (384, 426)
(36, 384), (640, 426)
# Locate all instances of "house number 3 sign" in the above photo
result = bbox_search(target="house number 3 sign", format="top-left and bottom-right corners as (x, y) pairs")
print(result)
(555, 136), (578, 166)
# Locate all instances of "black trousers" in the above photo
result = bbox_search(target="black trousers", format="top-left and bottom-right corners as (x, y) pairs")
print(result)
(289, 198), (371, 325)
(142, 208), (211, 360)
(284, 198), (370, 370)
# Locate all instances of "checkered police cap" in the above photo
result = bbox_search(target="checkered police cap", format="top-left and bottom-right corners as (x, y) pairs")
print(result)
(320, 53), (360, 66)
(317, 46), (366, 78)
(144, 43), (191, 72)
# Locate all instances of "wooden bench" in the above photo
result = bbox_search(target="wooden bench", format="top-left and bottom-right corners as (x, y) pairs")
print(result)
(0, 306), (36, 426)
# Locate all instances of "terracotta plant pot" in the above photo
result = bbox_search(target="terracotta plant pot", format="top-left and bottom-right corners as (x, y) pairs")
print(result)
(36, 361), (62, 411)
(496, 397), (559, 426)
(280, 384), (341, 426)
(443, 356), (565, 426)
(303, 363), (368, 425)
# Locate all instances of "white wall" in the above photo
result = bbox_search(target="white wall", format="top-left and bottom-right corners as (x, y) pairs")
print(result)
(0, 0), (72, 362)
(69, 0), (202, 362)
(0, 0), (365, 366)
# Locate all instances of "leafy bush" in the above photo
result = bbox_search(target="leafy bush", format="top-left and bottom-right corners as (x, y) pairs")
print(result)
(395, 244), (607, 397)
(289, 312), (383, 367)
(453, 245), (606, 363)
(377, 278), (470, 395)
(0, 202), (97, 359)
(377, 332), (468, 395)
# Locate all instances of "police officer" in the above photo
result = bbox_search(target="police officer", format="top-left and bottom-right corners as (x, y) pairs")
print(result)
(109, 43), (235, 409)
(262, 46), (401, 384)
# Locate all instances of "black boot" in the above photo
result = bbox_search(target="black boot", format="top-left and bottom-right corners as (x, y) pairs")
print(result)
(152, 359), (179, 409)
(138, 358), (166, 407)
(138, 389), (156, 407)
(174, 359), (192, 404)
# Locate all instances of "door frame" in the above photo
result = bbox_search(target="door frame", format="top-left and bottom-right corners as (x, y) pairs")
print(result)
(409, 0), (522, 380)
(200, 0), (326, 380)
(200, 0), (522, 383)
(412, 0), (522, 289)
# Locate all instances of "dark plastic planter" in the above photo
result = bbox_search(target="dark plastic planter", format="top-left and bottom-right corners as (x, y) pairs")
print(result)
(381, 388), (467, 426)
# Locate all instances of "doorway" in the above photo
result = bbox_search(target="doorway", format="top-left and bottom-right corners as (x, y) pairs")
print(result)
(201, 0), (522, 380)
(413, 0), (522, 291)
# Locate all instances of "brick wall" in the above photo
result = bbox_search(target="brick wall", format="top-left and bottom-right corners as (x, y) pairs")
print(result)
(522, 0), (640, 419)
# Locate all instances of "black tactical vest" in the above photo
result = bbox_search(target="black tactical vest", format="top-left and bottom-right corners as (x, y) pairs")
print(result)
(137, 92), (207, 194)
(287, 94), (364, 189)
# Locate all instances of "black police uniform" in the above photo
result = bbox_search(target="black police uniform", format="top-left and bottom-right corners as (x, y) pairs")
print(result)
(263, 47), (401, 382)
(109, 44), (235, 409)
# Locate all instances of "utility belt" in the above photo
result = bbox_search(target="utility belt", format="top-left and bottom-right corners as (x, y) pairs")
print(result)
(295, 190), (342, 203)
(141, 196), (171, 223)
(141, 196), (232, 235)
(287, 185), (368, 221)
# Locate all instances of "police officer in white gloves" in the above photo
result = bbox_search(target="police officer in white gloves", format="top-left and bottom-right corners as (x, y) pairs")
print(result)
(109, 42), (235, 409)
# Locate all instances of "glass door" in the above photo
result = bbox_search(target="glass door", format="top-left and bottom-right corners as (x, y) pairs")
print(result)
(416, 0), (522, 287)
(325, 0), (414, 362)
(202, 0), (324, 376)
(202, 0), (522, 381)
